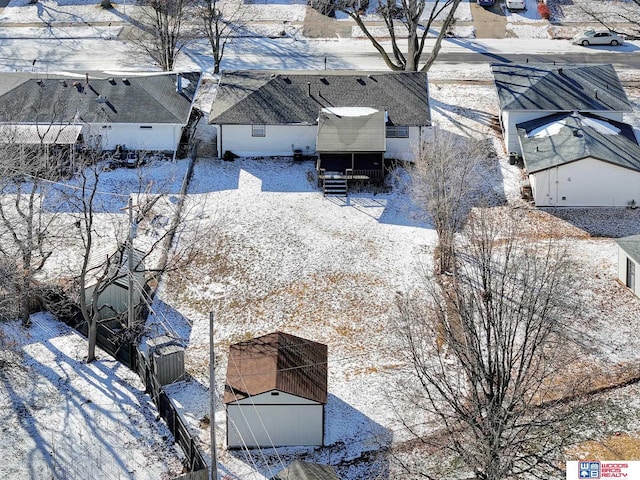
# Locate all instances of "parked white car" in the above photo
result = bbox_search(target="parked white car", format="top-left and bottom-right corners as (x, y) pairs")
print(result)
(573, 30), (625, 46)
(505, 0), (526, 11)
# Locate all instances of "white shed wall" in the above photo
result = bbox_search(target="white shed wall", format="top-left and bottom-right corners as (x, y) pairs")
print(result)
(89, 123), (183, 152)
(218, 124), (317, 158)
(227, 403), (323, 448)
(618, 248), (640, 297)
(529, 157), (640, 207)
(504, 110), (625, 155)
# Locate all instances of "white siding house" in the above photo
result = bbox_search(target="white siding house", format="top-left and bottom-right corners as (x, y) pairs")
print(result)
(617, 235), (640, 297)
(224, 332), (328, 449)
(491, 63), (632, 156)
(0, 71), (201, 156)
(516, 112), (640, 207)
(210, 70), (430, 172)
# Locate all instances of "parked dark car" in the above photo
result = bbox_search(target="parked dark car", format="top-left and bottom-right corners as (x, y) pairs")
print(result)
(477, 0), (496, 6)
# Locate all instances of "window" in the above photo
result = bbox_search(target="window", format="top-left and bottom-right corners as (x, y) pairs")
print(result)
(252, 124), (266, 137)
(386, 125), (409, 138)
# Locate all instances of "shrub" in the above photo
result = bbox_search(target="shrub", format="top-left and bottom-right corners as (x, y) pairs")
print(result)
(538, 2), (550, 20)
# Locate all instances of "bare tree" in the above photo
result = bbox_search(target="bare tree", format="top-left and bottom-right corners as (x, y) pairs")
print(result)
(0, 124), (73, 326)
(61, 148), (205, 362)
(198, 0), (245, 74)
(393, 208), (585, 480)
(410, 127), (487, 274)
(578, 1), (640, 40)
(133, 0), (195, 71)
(321, 0), (461, 71)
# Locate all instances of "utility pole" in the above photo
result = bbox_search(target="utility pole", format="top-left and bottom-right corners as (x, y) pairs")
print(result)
(210, 311), (218, 480)
(127, 197), (136, 329)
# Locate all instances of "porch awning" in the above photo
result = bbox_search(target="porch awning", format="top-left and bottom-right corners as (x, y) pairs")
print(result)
(0, 124), (83, 145)
(317, 107), (386, 153)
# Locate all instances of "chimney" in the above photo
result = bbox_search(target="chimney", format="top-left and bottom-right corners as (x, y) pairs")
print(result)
(307, 82), (311, 97)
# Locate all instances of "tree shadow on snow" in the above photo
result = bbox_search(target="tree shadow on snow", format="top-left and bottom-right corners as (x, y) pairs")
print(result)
(1, 314), (175, 479)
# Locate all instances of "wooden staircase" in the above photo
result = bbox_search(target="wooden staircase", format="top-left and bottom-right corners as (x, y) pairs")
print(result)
(323, 177), (348, 196)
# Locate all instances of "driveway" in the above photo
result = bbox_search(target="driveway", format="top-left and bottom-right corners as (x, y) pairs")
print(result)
(470, 1), (508, 39)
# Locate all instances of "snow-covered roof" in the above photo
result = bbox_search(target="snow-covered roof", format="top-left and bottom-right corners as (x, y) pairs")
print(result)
(0, 124), (82, 145)
(317, 107), (386, 153)
(516, 112), (640, 173)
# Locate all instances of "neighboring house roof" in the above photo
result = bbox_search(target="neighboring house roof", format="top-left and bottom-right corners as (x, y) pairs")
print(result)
(516, 112), (640, 174)
(617, 235), (640, 264)
(316, 107), (386, 152)
(491, 63), (631, 112)
(270, 460), (340, 480)
(209, 70), (430, 127)
(224, 331), (328, 405)
(0, 71), (201, 125)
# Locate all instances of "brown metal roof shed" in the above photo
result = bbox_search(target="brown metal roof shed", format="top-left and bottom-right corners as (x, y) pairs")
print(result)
(224, 331), (328, 405)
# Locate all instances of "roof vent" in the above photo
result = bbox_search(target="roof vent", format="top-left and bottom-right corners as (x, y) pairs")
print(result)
(95, 95), (108, 104)
(108, 77), (116, 85)
(558, 67), (563, 75)
(357, 78), (366, 85)
(594, 89), (598, 99)
(320, 77), (329, 85)
(72, 81), (83, 93)
(36, 79), (44, 87)
(59, 79), (67, 87)
(122, 78), (130, 85)
(307, 82), (311, 97)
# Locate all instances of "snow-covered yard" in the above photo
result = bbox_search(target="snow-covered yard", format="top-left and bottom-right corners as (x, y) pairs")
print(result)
(0, 314), (185, 479)
(0, 0), (640, 478)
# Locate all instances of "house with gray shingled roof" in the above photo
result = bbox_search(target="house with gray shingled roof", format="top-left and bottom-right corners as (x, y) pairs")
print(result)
(491, 63), (632, 155)
(224, 331), (328, 449)
(516, 112), (640, 206)
(0, 71), (201, 156)
(209, 70), (430, 185)
(617, 235), (640, 297)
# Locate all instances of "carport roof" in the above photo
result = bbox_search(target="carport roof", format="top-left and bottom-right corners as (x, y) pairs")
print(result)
(516, 112), (640, 173)
(491, 63), (631, 113)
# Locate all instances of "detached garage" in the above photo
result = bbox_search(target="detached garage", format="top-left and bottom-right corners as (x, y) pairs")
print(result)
(516, 112), (640, 207)
(224, 332), (328, 449)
